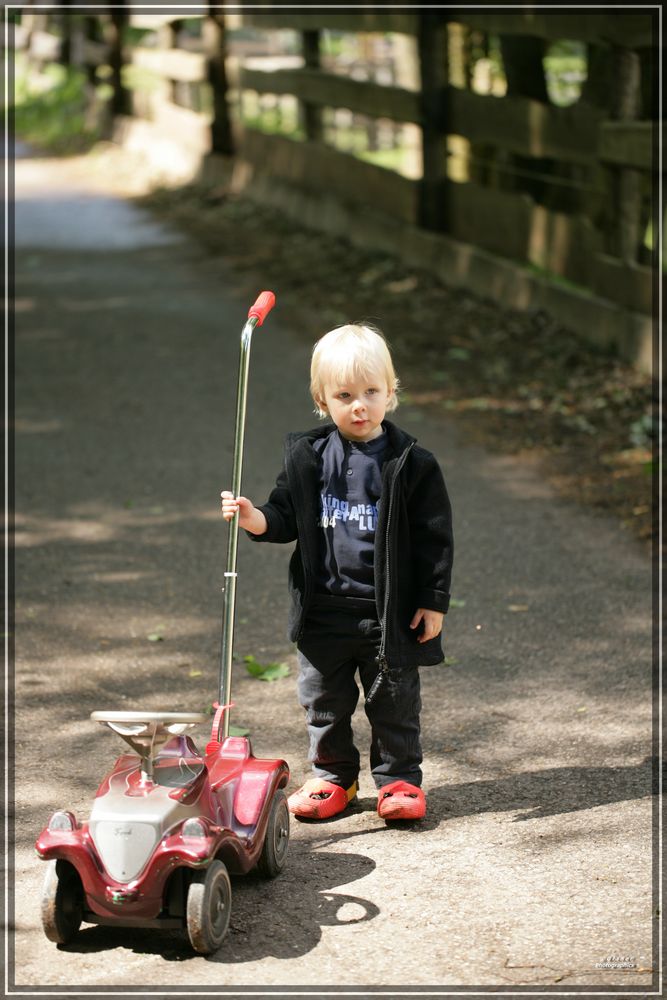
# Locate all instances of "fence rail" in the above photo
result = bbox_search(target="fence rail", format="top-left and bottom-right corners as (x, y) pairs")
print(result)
(236, 11), (654, 47)
(11, 7), (657, 364)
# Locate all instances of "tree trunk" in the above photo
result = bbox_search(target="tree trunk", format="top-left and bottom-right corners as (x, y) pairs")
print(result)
(301, 29), (322, 142)
(610, 46), (642, 262)
(205, 12), (234, 155)
(500, 35), (549, 102)
(59, 3), (73, 67)
(579, 44), (613, 234)
(581, 43), (613, 109)
(107, 10), (130, 117)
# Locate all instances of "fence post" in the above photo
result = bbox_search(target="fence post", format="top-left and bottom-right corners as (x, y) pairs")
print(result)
(610, 45), (643, 263)
(58, 3), (73, 66)
(418, 12), (448, 230)
(205, 11), (234, 155)
(82, 15), (99, 88)
(301, 28), (322, 141)
(107, 10), (130, 116)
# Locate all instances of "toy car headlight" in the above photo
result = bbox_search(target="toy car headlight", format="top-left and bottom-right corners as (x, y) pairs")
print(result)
(181, 818), (207, 839)
(48, 810), (76, 832)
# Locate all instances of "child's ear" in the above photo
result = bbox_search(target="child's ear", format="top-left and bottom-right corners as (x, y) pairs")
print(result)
(315, 396), (328, 413)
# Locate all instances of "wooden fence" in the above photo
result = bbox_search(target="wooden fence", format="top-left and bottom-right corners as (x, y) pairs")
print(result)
(11, 9), (658, 365)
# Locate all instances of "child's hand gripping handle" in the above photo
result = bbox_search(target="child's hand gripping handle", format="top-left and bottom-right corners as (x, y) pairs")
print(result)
(248, 291), (276, 326)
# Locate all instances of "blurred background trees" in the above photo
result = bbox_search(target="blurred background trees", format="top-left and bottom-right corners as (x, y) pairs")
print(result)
(7, 7), (658, 369)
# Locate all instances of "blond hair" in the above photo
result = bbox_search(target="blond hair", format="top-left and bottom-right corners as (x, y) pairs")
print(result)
(310, 323), (400, 418)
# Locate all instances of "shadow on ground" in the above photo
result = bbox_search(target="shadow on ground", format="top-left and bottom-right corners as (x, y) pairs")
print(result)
(53, 842), (378, 964)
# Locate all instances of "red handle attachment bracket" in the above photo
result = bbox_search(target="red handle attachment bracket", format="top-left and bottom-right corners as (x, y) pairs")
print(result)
(247, 290), (276, 326)
(205, 701), (234, 755)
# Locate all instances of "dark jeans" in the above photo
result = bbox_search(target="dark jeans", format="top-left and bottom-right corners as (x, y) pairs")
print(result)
(296, 596), (422, 790)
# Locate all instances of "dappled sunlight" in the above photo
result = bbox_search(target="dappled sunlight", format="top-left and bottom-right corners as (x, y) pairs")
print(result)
(13, 502), (222, 548)
(43, 603), (216, 638)
(197, 509), (228, 521)
(10, 15), (656, 984)
(459, 449), (554, 500)
(89, 570), (152, 583)
(15, 778), (89, 814)
(528, 205), (573, 273)
(528, 205), (548, 265)
(16, 192), (186, 250)
(13, 418), (63, 434)
(527, 100), (548, 158)
(14, 297), (35, 312)
(14, 515), (117, 546)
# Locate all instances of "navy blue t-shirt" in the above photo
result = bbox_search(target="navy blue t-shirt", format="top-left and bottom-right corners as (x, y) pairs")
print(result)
(313, 428), (389, 599)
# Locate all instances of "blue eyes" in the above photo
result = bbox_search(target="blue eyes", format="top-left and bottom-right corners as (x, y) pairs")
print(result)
(337, 389), (379, 400)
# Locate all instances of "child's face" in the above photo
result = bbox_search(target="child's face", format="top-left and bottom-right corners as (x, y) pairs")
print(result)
(318, 373), (394, 442)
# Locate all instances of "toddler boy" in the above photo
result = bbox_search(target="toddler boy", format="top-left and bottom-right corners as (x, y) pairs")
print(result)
(221, 323), (453, 821)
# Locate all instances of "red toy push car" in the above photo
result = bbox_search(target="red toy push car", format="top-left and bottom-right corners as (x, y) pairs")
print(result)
(36, 293), (289, 954)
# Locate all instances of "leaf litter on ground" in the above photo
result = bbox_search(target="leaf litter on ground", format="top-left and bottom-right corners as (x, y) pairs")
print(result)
(244, 654), (290, 682)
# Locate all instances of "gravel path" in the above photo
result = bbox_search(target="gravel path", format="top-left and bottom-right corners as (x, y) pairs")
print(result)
(11, 148), (656, 995)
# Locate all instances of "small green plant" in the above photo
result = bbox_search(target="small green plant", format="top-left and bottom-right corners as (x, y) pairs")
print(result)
(630, 412), (654, 449)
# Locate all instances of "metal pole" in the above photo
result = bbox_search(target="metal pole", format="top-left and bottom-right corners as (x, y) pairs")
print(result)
(218, 315), (258, 739)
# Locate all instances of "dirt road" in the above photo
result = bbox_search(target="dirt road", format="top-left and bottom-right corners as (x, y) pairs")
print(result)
(10, 146), (656, 994)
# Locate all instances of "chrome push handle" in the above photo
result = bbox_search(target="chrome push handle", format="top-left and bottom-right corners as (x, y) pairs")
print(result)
(218, 292), (276, 741)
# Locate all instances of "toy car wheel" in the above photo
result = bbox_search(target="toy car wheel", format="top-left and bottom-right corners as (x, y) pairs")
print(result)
(186, 859), (232, 955)
(256, 789), (290, 878)
(41, 860), (84, 945)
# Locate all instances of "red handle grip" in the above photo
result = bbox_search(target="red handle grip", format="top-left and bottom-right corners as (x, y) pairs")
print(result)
(248, 290), (276, 326)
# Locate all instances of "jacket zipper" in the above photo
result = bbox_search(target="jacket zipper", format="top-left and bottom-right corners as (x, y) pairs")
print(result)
(377, 442), (415, 670)
(291, 440), (317, 644)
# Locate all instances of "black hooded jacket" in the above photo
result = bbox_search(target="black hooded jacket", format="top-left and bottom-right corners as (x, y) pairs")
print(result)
(248, 420), (454, 669)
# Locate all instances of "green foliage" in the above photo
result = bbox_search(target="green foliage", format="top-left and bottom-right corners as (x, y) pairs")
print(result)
(122, 62), (162, 95)
(320, 30), (347, 59)
(239, 100), (303, 140)
(643, 218), (666, 270)
(447, 347), (471, 362)
(13, 54), (106, 154)
(358, 146), (407, 171)
(525, 263), (588, 294)
(630, 412), (654, 449)
(543, 40), (587, 107)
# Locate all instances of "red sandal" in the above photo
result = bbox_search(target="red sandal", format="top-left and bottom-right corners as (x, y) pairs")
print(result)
(287, 778), (358, 820)
(377, 780), (426, 820)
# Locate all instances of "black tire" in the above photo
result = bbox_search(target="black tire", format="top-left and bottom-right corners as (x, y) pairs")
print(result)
(41, 860), (83, 945)
(256, 789), (290, 878)
(185, 859), (232, 954)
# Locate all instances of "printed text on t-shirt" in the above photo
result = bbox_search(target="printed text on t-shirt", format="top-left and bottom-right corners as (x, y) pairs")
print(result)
(318, 494), (379, 531)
